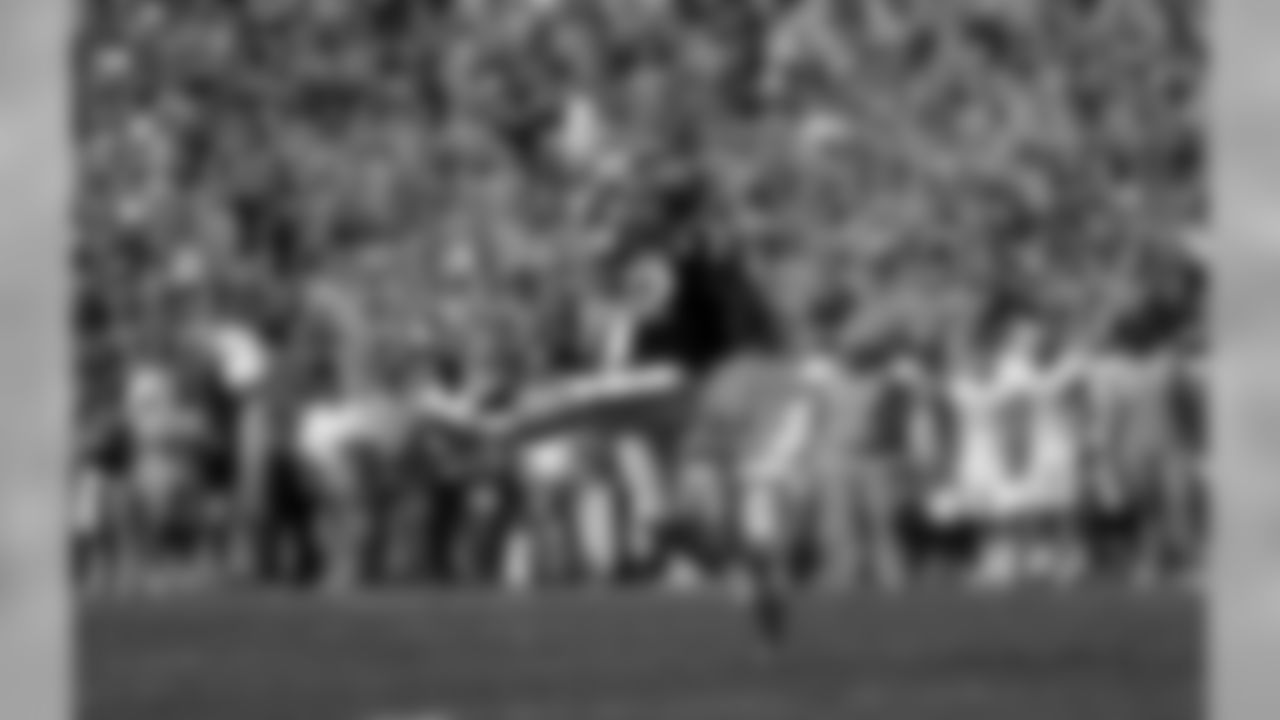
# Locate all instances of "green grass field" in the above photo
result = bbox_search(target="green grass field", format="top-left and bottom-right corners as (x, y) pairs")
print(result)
(81, 588), (1200, 720)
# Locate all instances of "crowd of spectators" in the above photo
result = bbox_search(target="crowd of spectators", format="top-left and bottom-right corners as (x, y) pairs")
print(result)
(72, 0), (1207, 594)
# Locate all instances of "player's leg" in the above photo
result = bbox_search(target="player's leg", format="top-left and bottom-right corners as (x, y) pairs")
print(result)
(1152, 449), (1203, 585)
(1005, 487), (1044, 587)
(226, 399), (272, 582)
(573, 476), (620, 585)
(1003, 471), (1045, 582)
(94, 473), (135, 593)
(311, 450), (370, 593)
(932, 478), (1005, 588)
(1039, 465), (1086, 585)
(861, 462), (907, 590)
(111, 479), (147, 593)
(1125, 453), (1167, 587)
(613, 434), (667, 573)
(1021, 487), (1081, 586)
(813, 466), (857, 591)
(256, 449), (298, 585)
(500, 480), (538, 592)
(1037, 498), (1084, 586)
(669, 459), (723, 586)
(359, 451), (400, 586)
(464, 472), (509, 585)
(133, 447), (190, 593)
(738, 482), (794, 648)
(972, 484), (1020, 589)
(518, 436), (579, 586)
(70, 466), (105, 592)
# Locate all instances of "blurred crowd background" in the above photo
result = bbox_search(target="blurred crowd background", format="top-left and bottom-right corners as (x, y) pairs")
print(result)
(71, 0), (1206, 595)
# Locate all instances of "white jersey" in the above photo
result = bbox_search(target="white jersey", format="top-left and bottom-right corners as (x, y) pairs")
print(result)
(993, 350), (1041, 480)
(951, 370), (1007, 493)
(742, 357), (833, 492)
(945, 349), (1082, 517)
(520, 435), (582, 489)
(747, 396), (817, 489)
(1029, 356), (1083, 486)
(205, 321), (270, 393)
(295, 396), (385, 466)
(125, 363), (187, 446)
(740, 390), (815, 546)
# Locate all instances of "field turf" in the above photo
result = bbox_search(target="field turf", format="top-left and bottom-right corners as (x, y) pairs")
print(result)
(81, 587), (1200, 720)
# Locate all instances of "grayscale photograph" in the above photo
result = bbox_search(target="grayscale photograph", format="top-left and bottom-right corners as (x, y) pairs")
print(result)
(73, 1), (1206, 719)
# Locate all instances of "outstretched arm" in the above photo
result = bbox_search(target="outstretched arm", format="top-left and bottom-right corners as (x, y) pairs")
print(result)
(487, 363), (684, 444)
